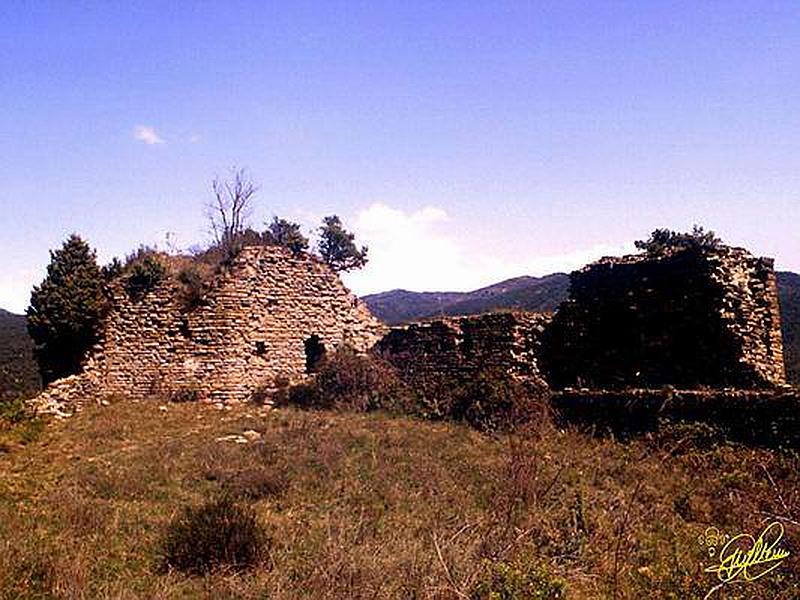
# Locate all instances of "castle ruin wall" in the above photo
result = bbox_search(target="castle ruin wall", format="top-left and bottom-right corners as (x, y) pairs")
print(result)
(541, 246), (785, 389)
(374, 311), (552, 388)
(32, 246), (386, 413)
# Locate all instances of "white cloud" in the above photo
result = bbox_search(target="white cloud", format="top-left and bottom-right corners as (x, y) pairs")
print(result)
(342, 202), (635, 295)
(133, 125), (165, 145)
(342, 203), (468, 294)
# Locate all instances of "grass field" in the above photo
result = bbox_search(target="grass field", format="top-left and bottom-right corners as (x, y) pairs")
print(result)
(1, 399), (799, 599)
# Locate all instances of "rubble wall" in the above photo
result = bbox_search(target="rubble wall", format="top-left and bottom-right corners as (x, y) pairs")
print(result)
(374, 311), (552, 387)
(33, 246), (386, 413)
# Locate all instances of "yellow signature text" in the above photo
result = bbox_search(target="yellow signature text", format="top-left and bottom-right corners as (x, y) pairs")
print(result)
(704, 521), (790, 584)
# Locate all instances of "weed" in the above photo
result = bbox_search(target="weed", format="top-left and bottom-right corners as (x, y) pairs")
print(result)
(471, 556), (566, 599)
(160, 495), (268, 575)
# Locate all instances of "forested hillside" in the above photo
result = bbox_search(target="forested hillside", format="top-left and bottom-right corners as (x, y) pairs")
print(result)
(0, 309), (40, 400)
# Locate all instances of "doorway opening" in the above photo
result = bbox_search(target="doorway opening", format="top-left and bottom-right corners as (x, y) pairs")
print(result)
(304, 335), (326, 373)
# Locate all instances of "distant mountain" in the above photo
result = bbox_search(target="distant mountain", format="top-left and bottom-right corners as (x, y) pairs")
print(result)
(778, 272), (800, 384)
(0, 308), (40, 400)
(362, 274), (570, 325)
(363, 272), (800, 385)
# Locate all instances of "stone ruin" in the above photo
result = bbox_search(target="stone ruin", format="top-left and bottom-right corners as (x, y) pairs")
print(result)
(374, 312), (552, 388)
(33, 246), (386, 414)
(31, 240), (788, 416)
(373, 244), (787, 392)
(542, 245), (785, 389)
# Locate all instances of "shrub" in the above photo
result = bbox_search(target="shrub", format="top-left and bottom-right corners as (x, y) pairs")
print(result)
(268, 217), (309, 255)
(416, 369), (550, 432)
(0, 396), (34, 425)
(471, 557), (566, 600)
(221, 468), (288, 501)
(169, 386), (200, 403)
(160, 495), (267, 575)
(175, 263), (209, 310)
(453, 369), (547, 431)
(277, 350), (550, 433)
(250, 383), (271, 405)
(649, 419), (726, 455)
(276, 346), (413, 413)
(124, 255), (166, 300)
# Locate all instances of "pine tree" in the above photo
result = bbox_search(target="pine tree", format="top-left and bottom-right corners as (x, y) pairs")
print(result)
(27, 234), (106, 384)
(317, 215), (368, 273)
(268, 217), (309, 255)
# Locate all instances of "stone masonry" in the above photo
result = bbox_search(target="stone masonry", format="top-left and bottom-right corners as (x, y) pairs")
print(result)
(374, 311), (552, 387)
(31, 240), (787, 416)
(542, 245), (786, 389)
(32, 246), (386, 413)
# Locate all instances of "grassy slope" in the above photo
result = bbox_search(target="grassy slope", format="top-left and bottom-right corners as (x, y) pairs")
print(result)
(0, 310), (40, 400)
(1, 401), (798, 599)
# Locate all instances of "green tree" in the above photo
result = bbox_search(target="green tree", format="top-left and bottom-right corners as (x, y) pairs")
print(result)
(124, 254), (167, 300)
(27, 234), (106, 384)
(317, 215), (368, 272)
(634, 225), (722, 255)
(268, 217), (309, 254)
(101, 257), (123, 281)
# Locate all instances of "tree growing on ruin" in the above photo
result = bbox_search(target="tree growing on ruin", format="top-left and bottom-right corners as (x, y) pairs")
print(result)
(317, 215), (368, 272)
(635, 225), (722, 256)
(268, 217), (309, 255)
(207, 168), (259, 261)
(27, 234), (107, 384)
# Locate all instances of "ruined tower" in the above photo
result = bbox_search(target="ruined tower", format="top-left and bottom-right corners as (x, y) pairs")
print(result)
(33, 245), (386, 413)
(542, 245), (786, 389)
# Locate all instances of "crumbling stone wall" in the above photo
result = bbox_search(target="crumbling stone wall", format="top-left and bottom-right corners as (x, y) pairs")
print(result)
(374, 312), (552, 387)
(32, 240), (788, 418)
(33, 246), (386, 412)
(542, 245), (785, 389)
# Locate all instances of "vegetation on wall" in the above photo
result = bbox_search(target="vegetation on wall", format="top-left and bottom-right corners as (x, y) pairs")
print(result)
(268, 216), (309, 255)
(124, 254), (167, 301)
(634, 225), (722, 255)
(317, 215), (369, 272)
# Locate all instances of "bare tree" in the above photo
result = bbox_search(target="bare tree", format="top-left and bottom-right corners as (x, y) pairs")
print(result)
(206, 168), (259, 259)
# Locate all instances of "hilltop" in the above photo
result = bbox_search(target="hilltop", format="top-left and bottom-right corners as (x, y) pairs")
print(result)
(362, 274), (569, 325)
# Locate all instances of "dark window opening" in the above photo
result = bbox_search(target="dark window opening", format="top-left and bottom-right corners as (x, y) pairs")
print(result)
(178, 316), (192, 339)
(304, 335), (326, 374)
(255, 341), (266, 356)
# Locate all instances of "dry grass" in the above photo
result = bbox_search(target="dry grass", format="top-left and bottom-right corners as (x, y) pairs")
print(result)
(0, 399), (799, 599)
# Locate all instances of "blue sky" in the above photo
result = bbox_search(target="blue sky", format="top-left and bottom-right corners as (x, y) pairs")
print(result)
(1, 1), (799, 312)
